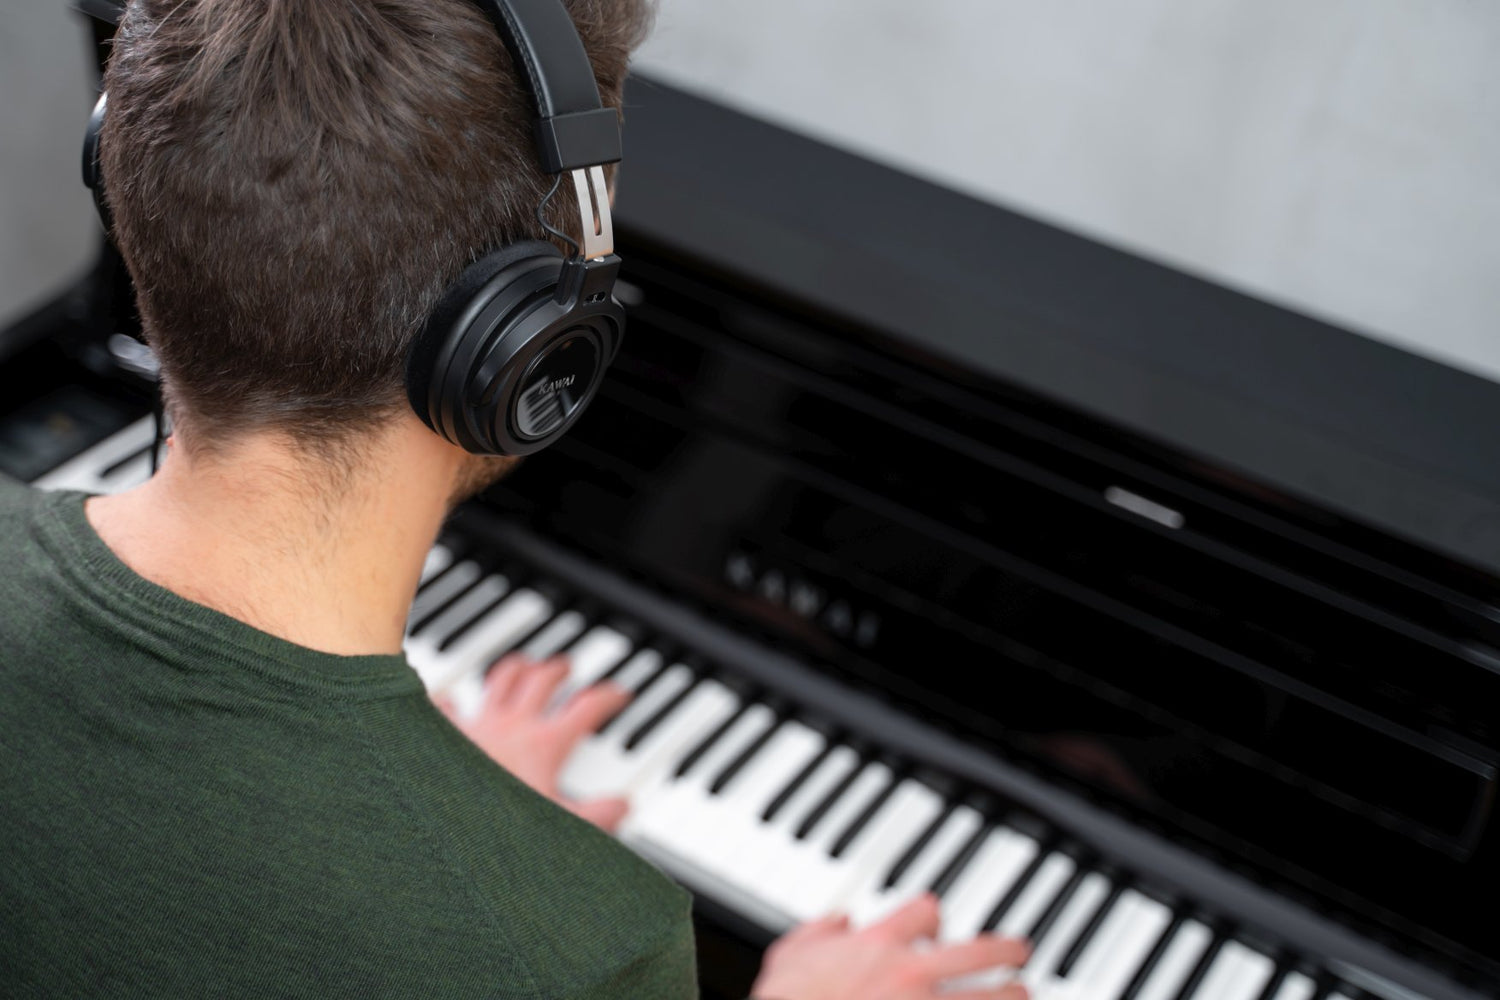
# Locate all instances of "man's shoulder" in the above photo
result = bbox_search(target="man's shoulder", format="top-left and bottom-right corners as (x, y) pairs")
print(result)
(0, 477), (68, 597)
(346, 698), (698, 997)
(0, 473), (42, 518)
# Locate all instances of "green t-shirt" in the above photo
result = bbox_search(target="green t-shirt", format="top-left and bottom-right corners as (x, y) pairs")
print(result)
(0, 477), (697, 998)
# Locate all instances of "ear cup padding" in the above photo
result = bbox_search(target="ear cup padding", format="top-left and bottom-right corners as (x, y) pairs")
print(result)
(405, 239), (564, 432)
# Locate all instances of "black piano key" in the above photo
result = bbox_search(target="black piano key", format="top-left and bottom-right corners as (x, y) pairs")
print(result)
(622, 674), (700, 751)
(760, 740), (834, 823)
(1054, 878), (1126, 979)
(1169, 933), (1224, 1000)
(408, 571), (479, 635)
(881, 802), (955, 889)
(709, 717), (782, 795)
(435, 592), (510, 651)
(828, 770), (900, 858)
(1115, 912), (1185, 1000)
(1250, 964), (1291, 1000)
(979, 845), (1052, 932)
(927, 820), (990, 899)
(595, 656), (667, 737)
(674, 701), (753, 780)
(794, 758), (867, 841)
(1024, 861), (1090, 952)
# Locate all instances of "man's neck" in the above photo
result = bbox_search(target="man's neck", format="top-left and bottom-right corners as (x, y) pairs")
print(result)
(86, 418), (469, 657)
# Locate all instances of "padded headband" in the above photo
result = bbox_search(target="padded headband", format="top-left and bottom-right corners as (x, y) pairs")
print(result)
(470, 0), (623, 173)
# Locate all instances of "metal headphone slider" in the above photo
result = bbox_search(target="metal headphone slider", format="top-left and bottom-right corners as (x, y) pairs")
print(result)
(554, 253), (622, 309)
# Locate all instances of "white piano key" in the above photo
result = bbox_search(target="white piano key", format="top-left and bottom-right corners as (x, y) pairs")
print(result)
(819, 780), (947, 918)
(443, 590), (565, 714)
(544, 647), (662, 759)
(438, 587), (555, 692)
(606, 664), (698, 740)
(1229, 949), (1278, 1000)
(1021, 872), (1110, 986)
(557, 663), (696, 801)
(994, 852), (1077, 939)
(1269, 972), (1319, 1000)
(574, 679), (741, 801)
(1048, 892), (1170, 1000)
(624, 703), (778, 851)
(848, 803), (984, 926)
(33, 416), (154, 493)
(764, 761), (896, 923)
(520, 609), (587, 660)
(595, 648), (663, 695)
(673, 722), (827, 873)
(712, 721), (826, 821)
(727, 745), (861, 902)
(406, 560), (484, 632)
(551, 626), (634, 705)
(405, 573), (508, 688)
(1134, 920), (1214, 1000)
(1194, 943), (1276, 1000)
(420, 545), (454, 586)
(938, 827), (1041, 942)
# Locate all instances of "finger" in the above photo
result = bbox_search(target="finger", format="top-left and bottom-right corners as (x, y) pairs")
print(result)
(431, 693), (458, 722)
(913, 935), (1030, 979)
(865, 892), (940, 944)
(554, 682), (631, 740)
(483, 654), (530, 706)
(566, 796), (629, 832)
(511, 658), (570, 715)
(784, 912), (850, 942)
(939, 983), (1029, 1000)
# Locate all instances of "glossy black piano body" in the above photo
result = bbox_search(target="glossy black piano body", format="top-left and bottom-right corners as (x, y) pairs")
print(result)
(4, 13), (1499, 999)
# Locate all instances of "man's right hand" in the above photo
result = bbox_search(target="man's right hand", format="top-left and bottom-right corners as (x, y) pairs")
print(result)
(751, 894), (1031, 1000)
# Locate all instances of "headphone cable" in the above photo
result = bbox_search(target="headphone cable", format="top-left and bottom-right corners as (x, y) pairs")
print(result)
(536, 174), (581, 256)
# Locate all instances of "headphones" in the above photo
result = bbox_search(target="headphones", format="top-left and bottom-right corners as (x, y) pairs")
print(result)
(83, 0), (625, 457)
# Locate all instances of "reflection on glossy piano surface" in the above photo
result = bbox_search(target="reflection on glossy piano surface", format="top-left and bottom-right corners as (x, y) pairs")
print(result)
(7, 23), (1500, 1000)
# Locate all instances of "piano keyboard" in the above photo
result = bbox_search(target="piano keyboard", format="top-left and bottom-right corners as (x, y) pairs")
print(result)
(33, 420), (1437, 1000)
(406, 540), (1361, 1000)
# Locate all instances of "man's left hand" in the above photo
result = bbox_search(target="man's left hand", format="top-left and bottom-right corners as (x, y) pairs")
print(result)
(435, 654), (632, 832)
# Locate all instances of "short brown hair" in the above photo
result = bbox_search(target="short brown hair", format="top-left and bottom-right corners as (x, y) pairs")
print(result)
(101, 0), (652, 451)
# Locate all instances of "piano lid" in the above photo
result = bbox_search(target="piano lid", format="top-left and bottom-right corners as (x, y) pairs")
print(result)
(613, 76), (1500, 581)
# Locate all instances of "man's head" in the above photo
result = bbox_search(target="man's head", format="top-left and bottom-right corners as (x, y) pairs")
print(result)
(100, 0), (651, 462)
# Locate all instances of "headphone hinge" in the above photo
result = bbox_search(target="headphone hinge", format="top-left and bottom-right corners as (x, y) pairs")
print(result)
(569, 166), (614, 260)
(554, 254), (621, 308)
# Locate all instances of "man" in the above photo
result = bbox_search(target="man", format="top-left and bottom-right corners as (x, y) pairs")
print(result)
(0, 1), (1029, 996)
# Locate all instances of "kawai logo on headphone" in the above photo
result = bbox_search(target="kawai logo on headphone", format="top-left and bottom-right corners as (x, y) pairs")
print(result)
(534, 374), (576, 397)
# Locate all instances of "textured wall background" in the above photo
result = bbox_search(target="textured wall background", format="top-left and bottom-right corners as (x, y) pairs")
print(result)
(3, 1), (1497, 383)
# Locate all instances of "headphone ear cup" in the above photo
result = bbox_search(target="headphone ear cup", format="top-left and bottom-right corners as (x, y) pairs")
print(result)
(82, 92), (110, 231)
(405, 239), (564, 436)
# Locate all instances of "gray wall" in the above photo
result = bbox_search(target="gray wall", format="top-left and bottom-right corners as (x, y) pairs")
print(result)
(3, 1), (1497, 384)
(0, 1), (97, 330)
(635, 0), (1500, 383)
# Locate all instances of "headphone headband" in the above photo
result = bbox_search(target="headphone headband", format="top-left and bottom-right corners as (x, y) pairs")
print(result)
(470, 0), (623, 173)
